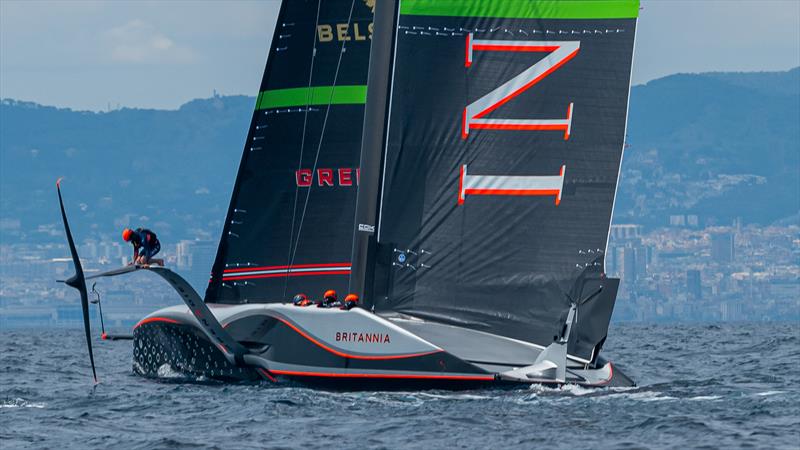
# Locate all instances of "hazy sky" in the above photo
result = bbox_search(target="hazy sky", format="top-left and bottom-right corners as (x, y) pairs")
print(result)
(1, 0), (798, 111)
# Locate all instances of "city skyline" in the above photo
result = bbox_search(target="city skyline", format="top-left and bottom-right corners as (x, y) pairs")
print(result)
(3, 218), (798, 327)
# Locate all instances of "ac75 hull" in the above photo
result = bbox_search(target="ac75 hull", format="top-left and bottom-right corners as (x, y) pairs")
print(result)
(132, 303), (634, 389)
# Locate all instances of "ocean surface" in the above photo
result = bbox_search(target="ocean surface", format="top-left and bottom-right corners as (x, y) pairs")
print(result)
(1, 323), (798, 449)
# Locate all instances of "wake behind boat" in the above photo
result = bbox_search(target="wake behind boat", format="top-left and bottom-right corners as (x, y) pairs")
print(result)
(57, 0), (640, 389)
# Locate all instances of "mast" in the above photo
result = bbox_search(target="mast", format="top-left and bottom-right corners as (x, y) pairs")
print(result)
(348, 0), (399, 302)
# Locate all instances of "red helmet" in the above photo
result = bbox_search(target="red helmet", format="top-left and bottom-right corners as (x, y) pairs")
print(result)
(323, 289), (337, 301)
(341, 293), (360, 310)
(122, 228), (133, 242)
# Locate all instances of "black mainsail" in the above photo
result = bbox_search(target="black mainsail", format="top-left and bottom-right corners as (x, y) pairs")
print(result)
(206, 0), (375, 303)
(352, 0), (639, 361)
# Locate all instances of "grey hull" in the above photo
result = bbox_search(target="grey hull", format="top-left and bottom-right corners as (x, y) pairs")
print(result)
(133, 302), (634, 389)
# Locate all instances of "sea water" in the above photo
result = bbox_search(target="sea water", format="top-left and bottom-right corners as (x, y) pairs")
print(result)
(1, 323), (798, 449)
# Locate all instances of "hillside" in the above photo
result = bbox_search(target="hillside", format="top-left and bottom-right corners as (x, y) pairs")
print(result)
(0, 95), (253, 244)
(617, 67), (799, 226)
(1, 68), (798, 244)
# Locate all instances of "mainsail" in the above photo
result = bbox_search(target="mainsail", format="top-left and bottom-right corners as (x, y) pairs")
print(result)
(206, 0), (375, 303)
(353, 0), (639, 361)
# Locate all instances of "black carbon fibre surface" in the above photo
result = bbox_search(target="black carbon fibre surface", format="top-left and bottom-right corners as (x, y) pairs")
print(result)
(375, 13), (636, 359)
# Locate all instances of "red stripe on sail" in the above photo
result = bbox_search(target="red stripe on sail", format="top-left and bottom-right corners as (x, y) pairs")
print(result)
(470, 123), (567, 131)
(464, 189), (561, 197)
(472, 44), (560, 52)
(223, 270), (351, 281)
(223, 262), (351, 273)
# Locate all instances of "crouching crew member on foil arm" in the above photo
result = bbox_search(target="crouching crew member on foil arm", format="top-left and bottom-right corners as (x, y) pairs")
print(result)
(122, 227), (164, 266)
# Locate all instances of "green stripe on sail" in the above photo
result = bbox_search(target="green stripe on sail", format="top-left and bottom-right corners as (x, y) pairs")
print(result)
(400, 0), (640, 19)
(256, 85), (367, 110)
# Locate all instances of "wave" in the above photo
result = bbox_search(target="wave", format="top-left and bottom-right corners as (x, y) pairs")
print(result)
(0, 398), (45, 409)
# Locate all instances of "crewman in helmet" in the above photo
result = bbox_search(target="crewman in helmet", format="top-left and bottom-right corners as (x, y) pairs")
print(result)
(122, 227), (164, 266)
(318, 289), (339, 308)
(341, 294), (359, 310)
(293, 293), (313, 306)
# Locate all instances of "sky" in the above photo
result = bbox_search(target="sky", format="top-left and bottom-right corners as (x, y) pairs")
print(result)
(1, 0), (798, 111)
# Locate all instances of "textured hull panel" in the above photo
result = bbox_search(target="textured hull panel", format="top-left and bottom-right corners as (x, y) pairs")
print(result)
(133, 321), (258, 382)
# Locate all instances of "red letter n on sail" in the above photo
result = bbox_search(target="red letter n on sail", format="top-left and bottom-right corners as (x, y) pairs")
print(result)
(463, 34), (579, 140)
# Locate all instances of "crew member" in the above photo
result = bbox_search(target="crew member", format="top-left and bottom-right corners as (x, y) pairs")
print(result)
(341, 294), (359, 310)
(122, 227), (164, 266)
(293, 293), (313, 306)
(318, 289), (339, 308)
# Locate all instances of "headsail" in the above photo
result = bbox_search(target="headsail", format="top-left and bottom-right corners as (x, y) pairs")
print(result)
(206, 0), (375, 303)
(357, 0), (639, 361)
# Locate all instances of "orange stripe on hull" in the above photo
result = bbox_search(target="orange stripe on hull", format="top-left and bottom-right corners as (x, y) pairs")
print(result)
(271, 369), (495, 381)
(133, 317), (181, 329)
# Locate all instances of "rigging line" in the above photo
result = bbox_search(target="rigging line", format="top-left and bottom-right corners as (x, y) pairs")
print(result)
(287, 0), (358, 277)
(283, 0), (323, 298)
